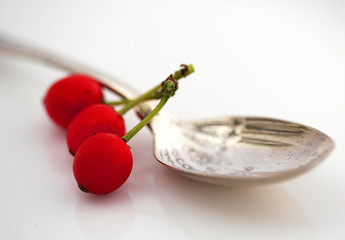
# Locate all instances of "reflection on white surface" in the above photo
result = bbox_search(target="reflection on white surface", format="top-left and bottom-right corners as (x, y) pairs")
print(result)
(75, 190), (134, 240)
(153, 169), (316, 240)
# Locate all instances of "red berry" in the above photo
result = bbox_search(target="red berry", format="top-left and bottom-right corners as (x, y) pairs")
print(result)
(43, 74), (104, 128)
(73, 133), (133, 194)
(67, 104), (126, 155)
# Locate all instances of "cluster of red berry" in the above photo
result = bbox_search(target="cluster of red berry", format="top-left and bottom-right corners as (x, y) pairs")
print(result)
(43, 65), (194, 195)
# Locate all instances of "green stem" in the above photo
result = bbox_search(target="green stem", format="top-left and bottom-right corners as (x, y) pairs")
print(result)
(120, 64), (194, 142)
(118, 64), (194, 115)
(117, 84), (162, 115)
(173, 64), (195, 80)
(122, 95), (169, 142)
(117, 64), (194, 115)
(106, 99), (131, 106)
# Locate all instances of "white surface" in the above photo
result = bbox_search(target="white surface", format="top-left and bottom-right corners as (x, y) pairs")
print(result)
(0, 0), (344, 239)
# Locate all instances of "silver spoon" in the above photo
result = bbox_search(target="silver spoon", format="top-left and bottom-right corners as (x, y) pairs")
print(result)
(0, 34), (334, 186)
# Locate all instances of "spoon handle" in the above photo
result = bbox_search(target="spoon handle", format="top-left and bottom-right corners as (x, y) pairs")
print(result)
(0, 32), (140, 100)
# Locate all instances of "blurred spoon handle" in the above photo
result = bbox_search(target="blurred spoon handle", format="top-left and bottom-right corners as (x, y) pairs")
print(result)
(0, 32), (138, 99)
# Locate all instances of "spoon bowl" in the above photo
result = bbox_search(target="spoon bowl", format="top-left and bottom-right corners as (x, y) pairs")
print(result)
(149, 110), (333, 186)
(0, 33), (334, 186)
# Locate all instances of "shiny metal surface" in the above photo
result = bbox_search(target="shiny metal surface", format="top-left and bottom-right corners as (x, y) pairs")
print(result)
(150, 112), (334, 186)
(0, 34), (334, 186)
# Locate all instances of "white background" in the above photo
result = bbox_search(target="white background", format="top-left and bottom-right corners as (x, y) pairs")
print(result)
(0, 0), (345, 239)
